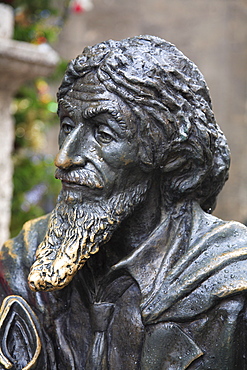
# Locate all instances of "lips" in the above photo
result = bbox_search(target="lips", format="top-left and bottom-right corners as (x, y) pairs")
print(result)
(55, 167), (104, 189)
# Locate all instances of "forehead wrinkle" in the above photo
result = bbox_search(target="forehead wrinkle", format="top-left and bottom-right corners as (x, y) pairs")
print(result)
(59, 91), (130, 132)
(72, 83), (106, 94)
(68, 87), (113, 102)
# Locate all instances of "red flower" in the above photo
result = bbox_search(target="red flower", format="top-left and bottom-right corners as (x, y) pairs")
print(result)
(36, 36), (47, 45)
(72, 1), (85, 13)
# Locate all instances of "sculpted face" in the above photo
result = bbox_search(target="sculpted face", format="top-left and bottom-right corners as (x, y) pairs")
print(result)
(55, 72), (147, 204)
(28, 73), (152, 292)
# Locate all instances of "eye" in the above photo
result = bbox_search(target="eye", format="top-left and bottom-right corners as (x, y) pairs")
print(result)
(62, 124), (73, 135)
(95, 125), (114, 144)
(61, 119), (74, 135)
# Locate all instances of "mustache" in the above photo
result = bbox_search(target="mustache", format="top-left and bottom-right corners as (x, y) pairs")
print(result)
(55, 167), (104, 189)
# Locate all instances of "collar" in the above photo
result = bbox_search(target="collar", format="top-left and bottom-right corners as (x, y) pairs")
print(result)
(112, 201), (247, 324)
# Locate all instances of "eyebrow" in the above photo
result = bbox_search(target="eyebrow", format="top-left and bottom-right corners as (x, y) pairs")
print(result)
(58, 99), (74, 116)
(83, 105), (126, 127)
(58, 98), (126, 129)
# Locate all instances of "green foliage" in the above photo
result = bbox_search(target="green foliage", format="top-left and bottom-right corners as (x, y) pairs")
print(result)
(10, 75), (63, 237)
(10, 154), (61, 237)
(13, 82), (56, 150)
(2, 0), (70, 237)
(1, 0), (61, 43)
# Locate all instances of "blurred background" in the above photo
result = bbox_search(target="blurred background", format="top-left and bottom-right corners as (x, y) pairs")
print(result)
(0, 0), (247, 244)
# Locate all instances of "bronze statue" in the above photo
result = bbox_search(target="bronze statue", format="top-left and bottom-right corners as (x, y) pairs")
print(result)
(1, 35), (247, 370)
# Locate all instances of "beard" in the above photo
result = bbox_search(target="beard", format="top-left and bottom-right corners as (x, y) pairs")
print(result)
(28, 182), (149, 292)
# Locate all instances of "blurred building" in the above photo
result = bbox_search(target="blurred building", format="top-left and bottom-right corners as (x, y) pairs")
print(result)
(54, 0), (247, 222)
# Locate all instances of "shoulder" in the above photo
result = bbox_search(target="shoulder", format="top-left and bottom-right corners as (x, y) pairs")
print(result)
(1, 214), (50, 265)
(143, 204), (247, 323)
(191, 202), (247, 247)
(0, 214), (50, 298)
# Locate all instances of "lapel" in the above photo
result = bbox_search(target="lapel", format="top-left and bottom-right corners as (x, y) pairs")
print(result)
(141, 321), (203, 369)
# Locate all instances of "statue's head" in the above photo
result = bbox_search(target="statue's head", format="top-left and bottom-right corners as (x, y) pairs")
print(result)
(57, 35), (230, 213)
(28, 36), (230, 292)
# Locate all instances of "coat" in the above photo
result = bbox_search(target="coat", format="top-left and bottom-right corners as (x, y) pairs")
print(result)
(1, 201), (247, 369)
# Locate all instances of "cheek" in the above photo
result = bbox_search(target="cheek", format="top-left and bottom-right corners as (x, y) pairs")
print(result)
(101, 145), (148, 191)
(102, 141), (139, 169)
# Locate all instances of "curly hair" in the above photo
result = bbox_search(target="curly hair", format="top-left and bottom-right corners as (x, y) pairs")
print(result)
(57, 35), (230, 212)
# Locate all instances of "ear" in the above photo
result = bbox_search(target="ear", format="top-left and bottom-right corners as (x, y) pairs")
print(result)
(163, 154), (208, 198)
(162, 156), (187, 173)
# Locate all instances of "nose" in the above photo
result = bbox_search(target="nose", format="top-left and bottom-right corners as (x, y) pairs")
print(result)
(54, 125), (85, 169)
